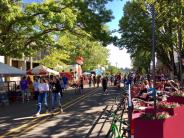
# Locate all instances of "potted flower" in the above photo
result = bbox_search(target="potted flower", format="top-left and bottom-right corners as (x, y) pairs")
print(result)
(167, 91), (184, 104)
(157, 101), (179, 108)
(140, 112), (170, 120)
(145, 101), (184, 115)
(134, 112), (181, 138)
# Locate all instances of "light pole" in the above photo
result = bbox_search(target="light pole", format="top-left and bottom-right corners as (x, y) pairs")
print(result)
(178, 26), (183, 86)
(150, 3), (157, 117)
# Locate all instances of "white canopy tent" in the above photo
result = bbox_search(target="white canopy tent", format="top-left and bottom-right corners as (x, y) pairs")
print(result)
(27, 65), (59, 75)
(0, 62), (26, 76)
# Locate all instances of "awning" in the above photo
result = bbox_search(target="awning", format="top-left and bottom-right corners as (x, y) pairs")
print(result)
(0, 62), (26, 76)
(27, 65), (59, 75)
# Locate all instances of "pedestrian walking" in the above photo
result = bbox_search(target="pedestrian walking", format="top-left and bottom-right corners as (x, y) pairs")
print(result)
(20, 76), (29, 103)
(102, 76), (108, 95)
(62, 74), (68, 89)
(110, 75), (114, 86)
(33, 78), (39, 100)
(79, 76), (84, 94)
(97, 75), (101, 87)
(59, 77), (64, 97)
(88, 75), (92, 87)
(93, 75), (96, 87)
(34, 78), (49, 117)
(51, 77), (62, 112)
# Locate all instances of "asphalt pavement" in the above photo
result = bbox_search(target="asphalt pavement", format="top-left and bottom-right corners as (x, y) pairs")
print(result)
(0, 86), (122, 138)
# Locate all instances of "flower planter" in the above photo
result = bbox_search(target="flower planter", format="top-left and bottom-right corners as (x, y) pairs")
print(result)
(131, 112), (144, 135)
(134, 115), (183, 138)
(145, 105), (184, 116)
(167, 96), (184, 104)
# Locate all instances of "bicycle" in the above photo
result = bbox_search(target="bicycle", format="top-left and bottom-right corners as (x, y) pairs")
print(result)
(104, 110), (129, 138)
(114, 93), (128, 111)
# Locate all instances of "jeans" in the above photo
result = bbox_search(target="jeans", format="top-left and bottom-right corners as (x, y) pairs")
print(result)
(21, 89), (29, 102)
(64, 84), (67, 89)
(34, 91), (39, 100)
(37, 92), (48, 114)
(52, 92), (61, 109)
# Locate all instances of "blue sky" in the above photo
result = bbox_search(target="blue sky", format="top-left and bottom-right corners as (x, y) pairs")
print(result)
(106, 0), (131, 68)
(106, 0), (127, 31)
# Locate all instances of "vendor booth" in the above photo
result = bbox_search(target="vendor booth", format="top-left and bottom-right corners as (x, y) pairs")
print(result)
(0, 62), (26, 106)
(27, 65), (59, 75)
(60, 64), (82, 80)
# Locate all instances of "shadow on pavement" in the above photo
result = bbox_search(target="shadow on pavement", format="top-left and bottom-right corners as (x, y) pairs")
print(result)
(0, 87), (122, 138)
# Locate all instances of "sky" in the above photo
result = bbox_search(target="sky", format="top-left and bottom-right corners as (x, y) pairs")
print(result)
(106, 0), (131, 69)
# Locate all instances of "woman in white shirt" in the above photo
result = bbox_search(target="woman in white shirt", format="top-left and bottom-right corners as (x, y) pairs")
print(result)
(34, 78), (49, 117)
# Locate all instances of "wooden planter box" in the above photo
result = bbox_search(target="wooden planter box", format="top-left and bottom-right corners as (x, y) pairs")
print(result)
(145, 105), (184, 116)
(134, 115), (183, 138)
(167, 96), (184, 104)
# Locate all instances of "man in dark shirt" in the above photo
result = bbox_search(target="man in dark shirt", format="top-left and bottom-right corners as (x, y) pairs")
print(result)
(62, 75), (68, 89)
(20, 76), (29, 103)
(102, 76), (108, 95)
(51, 77), (62, 111)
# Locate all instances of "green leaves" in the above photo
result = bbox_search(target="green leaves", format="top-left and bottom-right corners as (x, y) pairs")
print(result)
(0, 0), (113, 58)
(118, 0), (184, 75)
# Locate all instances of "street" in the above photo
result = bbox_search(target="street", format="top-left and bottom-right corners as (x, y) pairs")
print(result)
(0, 86), (122, 138)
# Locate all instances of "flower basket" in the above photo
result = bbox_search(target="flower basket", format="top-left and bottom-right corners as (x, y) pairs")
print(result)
(145, 102), (184, 116)
(134, 112), (183, 138)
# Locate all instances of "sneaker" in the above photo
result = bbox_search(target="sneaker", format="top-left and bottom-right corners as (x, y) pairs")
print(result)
(33, 113), (40, 117)
(60, 108), (63, 113)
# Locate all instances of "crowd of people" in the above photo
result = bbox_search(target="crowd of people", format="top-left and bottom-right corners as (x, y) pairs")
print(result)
(19, 71), (180, 116)
(126, 72), (181, 101)
(20, 75), (69, 116)
(18, 73), (124, 116)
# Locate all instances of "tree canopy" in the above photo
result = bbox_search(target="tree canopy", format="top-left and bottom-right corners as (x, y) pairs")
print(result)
(0, 0), (114, 57)
(118, 0), (184, 75)
(40, 31), (109, 71)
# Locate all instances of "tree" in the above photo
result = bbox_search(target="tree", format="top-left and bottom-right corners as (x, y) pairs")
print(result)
(0, 0), (114, 57)
(106, 65), (120, 75)
(40, 49), (69, 68)
(118, 1), (152, 73)
(118, 0), (184, 77)
(39, 29), (109, 70)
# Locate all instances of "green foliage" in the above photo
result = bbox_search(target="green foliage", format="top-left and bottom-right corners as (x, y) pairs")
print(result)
(118, 0), (184, 76)
(106, 65), (120, 75)
(81, 42), (109, 71)
(40, 49), (69, 68)
(141, 112), (170, 120)
(118, 1), (152, 73)
(0, 0), (114, 58)
(40, 30), (110, 71)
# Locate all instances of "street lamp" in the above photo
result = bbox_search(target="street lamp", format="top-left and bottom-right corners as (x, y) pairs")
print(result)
(150, 3), (157, 117)
(144, 0), (157, 116)
(178, 26), (183, 86)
